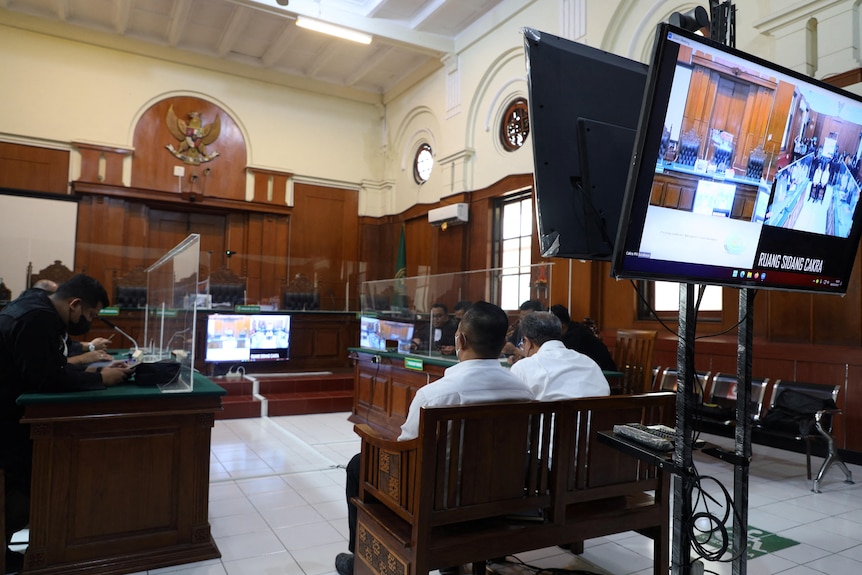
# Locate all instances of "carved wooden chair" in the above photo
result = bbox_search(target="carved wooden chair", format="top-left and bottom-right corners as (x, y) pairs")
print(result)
(113, 266), (148, 308)
(612, 329), (657, 395)
(27, 260), (74, 289)
(282, 273), (319, 310)
(208, 266), (246, 307)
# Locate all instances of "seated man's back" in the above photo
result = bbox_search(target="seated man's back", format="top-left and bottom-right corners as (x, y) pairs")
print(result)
(511, 312), (610, 400)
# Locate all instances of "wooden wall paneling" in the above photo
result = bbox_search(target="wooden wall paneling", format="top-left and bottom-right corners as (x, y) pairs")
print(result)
(763, 82), (795, 177)
(466, 197), (493, 273)
(812, 248), (862, 347)
(682, 67), (710, 145)
(73, 196), (96, 279)
(74, 143), (130, 186)
(249, 170), (292, 207)
(75, 196), (129, 288)
(149, 210), (193, 259)
(404, 216), (432, 277)
(245, 213), (266, 299)
(434, 223), (468, 277)
(223, 212), (247, 278)
(766, 290), (813, 342)
(0, 142), (70, 194)
(254, 213), (289, 304)
(131, 97), (246, 201)
(554, 259), (603, 328)
(736, 86), (770, 170)
(358, 218), (388, 289)
(122, 203), (151, 271)
(707, 75), (746, 165)
(290, 184), (358, 310)
(601, 272), (639, 331)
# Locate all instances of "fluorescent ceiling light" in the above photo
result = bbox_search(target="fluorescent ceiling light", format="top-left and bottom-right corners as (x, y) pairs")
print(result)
(295, 17), (372, 45)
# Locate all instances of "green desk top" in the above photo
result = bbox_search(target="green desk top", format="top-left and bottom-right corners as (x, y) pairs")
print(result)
(349, 347), (461, 368)
(349, 347), (624, 378)
(17, 371), (225, 405)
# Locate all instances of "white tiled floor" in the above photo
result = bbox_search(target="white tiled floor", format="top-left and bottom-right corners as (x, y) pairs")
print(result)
(63, 414), (862, 575)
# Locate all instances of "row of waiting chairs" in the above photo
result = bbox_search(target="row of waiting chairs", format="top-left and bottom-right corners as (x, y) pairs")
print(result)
(651, 368), (770, 421)
(649, 367), (853, 492)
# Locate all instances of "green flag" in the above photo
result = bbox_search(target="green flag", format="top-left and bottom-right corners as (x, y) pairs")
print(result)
(394, 225), (407, 309)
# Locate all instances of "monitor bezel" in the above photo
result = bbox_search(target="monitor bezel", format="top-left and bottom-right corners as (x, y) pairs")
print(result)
(612, 23), (862, 295)
(204, 312), (292, 363)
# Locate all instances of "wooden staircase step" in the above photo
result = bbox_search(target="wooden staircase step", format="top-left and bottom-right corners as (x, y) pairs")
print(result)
(217, 395), (262, 419)
(265, 390), (353, 416)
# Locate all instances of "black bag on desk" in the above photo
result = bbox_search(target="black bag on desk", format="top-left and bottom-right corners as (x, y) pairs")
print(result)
(133, 360), (181, 386)
(759, 389), (835, 436)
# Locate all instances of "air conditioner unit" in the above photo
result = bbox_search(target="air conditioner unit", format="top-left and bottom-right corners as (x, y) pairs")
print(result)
(428, 203), (469, 226)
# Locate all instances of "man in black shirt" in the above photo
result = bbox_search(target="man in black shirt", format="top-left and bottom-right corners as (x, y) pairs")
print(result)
(549, 305), (617, 372)
(0, 274), (131, 569)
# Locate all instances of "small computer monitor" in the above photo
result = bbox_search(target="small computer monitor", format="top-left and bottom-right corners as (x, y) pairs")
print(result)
(613, 23), (862, 294)
(205, 313), (291, 363)
(359, 315), (415, 353)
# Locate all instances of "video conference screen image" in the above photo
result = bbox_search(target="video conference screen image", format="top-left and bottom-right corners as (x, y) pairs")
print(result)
(614, 25), (862, 294)
(359, 316), (415, 354)
(205, 314), (291, 363)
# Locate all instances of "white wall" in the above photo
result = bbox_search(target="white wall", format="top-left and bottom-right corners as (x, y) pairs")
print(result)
(1, 0), (860, 222)
(0, 24), (381, 187)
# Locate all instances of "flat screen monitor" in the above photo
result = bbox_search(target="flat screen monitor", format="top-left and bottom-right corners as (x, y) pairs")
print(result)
(613, 24), (862, 294)
(524, 27), (648, 260)
(205, 313), (291, 363)
(359, 315), (415, 354)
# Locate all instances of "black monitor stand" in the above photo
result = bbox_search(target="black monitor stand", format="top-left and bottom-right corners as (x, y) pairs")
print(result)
(671, 284), (753, 575)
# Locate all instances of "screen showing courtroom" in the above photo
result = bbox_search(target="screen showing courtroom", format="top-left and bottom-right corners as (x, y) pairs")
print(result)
(613, 24), (862, 294)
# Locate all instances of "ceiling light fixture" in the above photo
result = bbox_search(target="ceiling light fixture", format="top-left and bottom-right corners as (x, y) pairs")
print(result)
(295, 17), (372, 45)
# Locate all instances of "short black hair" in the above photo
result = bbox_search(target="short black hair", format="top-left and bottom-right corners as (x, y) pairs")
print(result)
(458, 301), (509, 358)
(519, 312), (562, 347)
(549, 304), (571, 324)
(54, 274), (110, 309)
(430, 302), (448, 314)
(519, 299), (544, 312)
(454, 300), (472, 312)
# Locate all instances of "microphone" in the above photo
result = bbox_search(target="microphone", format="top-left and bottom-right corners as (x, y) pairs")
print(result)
(99, 317), (141, 358)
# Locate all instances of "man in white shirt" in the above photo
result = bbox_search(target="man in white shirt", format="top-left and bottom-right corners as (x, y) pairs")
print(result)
(510, 311), (610, 400)
(336, 301), (534, 575)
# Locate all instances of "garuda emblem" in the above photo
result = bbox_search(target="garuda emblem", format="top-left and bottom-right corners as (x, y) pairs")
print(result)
(165, 105), (221, 164)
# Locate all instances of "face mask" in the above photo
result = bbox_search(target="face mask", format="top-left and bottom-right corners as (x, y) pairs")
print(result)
(67, 307), (92, 336)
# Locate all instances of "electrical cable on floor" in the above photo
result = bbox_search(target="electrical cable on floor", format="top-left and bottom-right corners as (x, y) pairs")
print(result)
(684, 462), (747, 566)
(487, 555), (604, 575)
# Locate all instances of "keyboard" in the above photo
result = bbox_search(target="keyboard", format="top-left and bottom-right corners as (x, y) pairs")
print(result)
(613, 423), (676, 452)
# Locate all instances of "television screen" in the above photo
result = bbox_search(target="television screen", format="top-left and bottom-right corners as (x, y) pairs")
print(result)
(205, 313), (291, 363)
(613, 24), (862, 294)
(524, 27), (648, 260)
(359, 315), (415, 354)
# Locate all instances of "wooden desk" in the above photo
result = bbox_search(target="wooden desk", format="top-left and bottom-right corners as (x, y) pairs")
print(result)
(348, 348), (452, 437)
(17, 374), (225, 575)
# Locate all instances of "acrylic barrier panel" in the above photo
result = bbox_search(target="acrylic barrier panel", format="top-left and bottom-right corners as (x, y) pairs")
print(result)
(359, 264), (552, 359)
(144, 233), (200, 393)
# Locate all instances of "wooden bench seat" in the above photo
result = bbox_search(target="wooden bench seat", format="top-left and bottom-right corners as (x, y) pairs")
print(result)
(352, 392), (675, 575)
